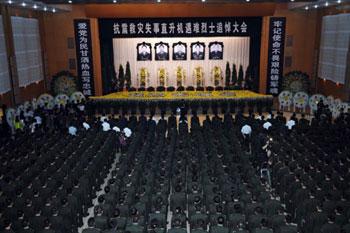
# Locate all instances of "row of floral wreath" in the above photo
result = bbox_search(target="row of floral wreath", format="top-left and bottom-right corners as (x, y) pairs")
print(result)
(278, 90), (348, 118)
(136, 66), (224, 87)
(5, 92), (86, 126)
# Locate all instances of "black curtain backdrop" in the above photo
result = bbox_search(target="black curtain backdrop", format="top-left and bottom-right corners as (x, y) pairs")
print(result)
(98, 17), (262, 94)
(99, 37), (116, 94)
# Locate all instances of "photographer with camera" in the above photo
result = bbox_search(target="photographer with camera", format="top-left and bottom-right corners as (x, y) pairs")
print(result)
(258, 122), (274, 188)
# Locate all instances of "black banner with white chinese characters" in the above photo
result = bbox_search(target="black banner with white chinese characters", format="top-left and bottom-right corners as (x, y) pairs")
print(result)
(266, 17), (286, 96)
(99, 17), (260, 38)
(99, 17), (262, 94)
(74, 19), (95, 96)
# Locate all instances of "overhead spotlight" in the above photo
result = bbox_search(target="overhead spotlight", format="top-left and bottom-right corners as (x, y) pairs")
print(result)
(44, 6), (47, 11)
(314, 4), (318, 8)
(21, 2), (26, 6)
(68, 0), (72, 3)
(305, 6), (309, 10)
(246, 0), (250, 2)
(33, 4), (37, 9)
(157, 0), (161, 2)
(290, 0), (295, 2)
(52, 8), (56, 12)
(337, 0), (341, 3)
(202, 0), (206, 2)
(113, 0), (117, 3)
(325, 1), (328, 6)
(8, 0), (13, 4)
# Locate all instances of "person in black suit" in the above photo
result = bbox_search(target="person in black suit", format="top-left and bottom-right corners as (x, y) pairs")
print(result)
(168, 112), (176, 131)
(190, 111), (200, 129)
(297, 114), (309, 133)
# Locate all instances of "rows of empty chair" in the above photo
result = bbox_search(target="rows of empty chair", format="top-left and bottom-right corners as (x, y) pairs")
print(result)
(270, 130), (350, 233)
(0, 128), (117, 233)
(84, 114), (296, 233)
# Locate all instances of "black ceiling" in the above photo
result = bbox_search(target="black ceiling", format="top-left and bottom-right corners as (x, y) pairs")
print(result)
(34, 0), (318, 4)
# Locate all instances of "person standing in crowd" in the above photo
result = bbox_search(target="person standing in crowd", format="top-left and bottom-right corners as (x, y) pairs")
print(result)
(101, 118), (111, 131)
(241, 124), (252, 153)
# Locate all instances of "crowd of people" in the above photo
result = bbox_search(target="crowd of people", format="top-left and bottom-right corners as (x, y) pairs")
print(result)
(0, 101), (89, 139)
(0, 99), (349, 233)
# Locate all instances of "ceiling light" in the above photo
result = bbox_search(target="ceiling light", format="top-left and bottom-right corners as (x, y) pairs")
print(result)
(314, 4), (318, 8)
(44, 6), (47, 11)
(33, 4), (37, 9)
(52, 8), (56, 12)
(68, 0), (72, 3)
(202, 0), (206, 2)
(21, 2), (26, 6)
(305, 6), (309, 10)
(337, 0), (341, 3)
(290, 0), (295, 2)
(157, 0), (161, 2)
(246, 0), (250, 2)
(8, 0), (13, 4)
(325, 1), (328, 6)
(113, 0), (117, 2)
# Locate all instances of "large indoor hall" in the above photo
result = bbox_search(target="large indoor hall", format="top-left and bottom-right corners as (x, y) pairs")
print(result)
(0, 0), (349, 233)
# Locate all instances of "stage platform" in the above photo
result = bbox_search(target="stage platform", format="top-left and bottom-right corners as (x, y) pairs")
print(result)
(89, 90), (273, 113)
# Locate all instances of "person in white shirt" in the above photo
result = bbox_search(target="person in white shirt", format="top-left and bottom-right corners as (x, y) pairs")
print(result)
(78, 104), (85, 112)
(34, 116), (42, 125)
(29, 120), (36, 134)
(263, 122), (272, 130)
(68, 125), (77, 136)
(102, 119), (111, 131)
(241, 124), (252, 136)
(241, 124), (252, 153)
(83, 122), (90, 130)
(286, 119), (296, 130)
(100, 115), (108, 122)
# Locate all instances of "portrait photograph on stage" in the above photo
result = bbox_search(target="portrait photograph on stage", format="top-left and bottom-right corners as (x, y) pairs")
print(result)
(191, 42), (205, 60)
(136, 42), (152, 61)
(209, 41), (224, 60)
(155, 42), (169, 61)
(173, 42), (187, 61)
